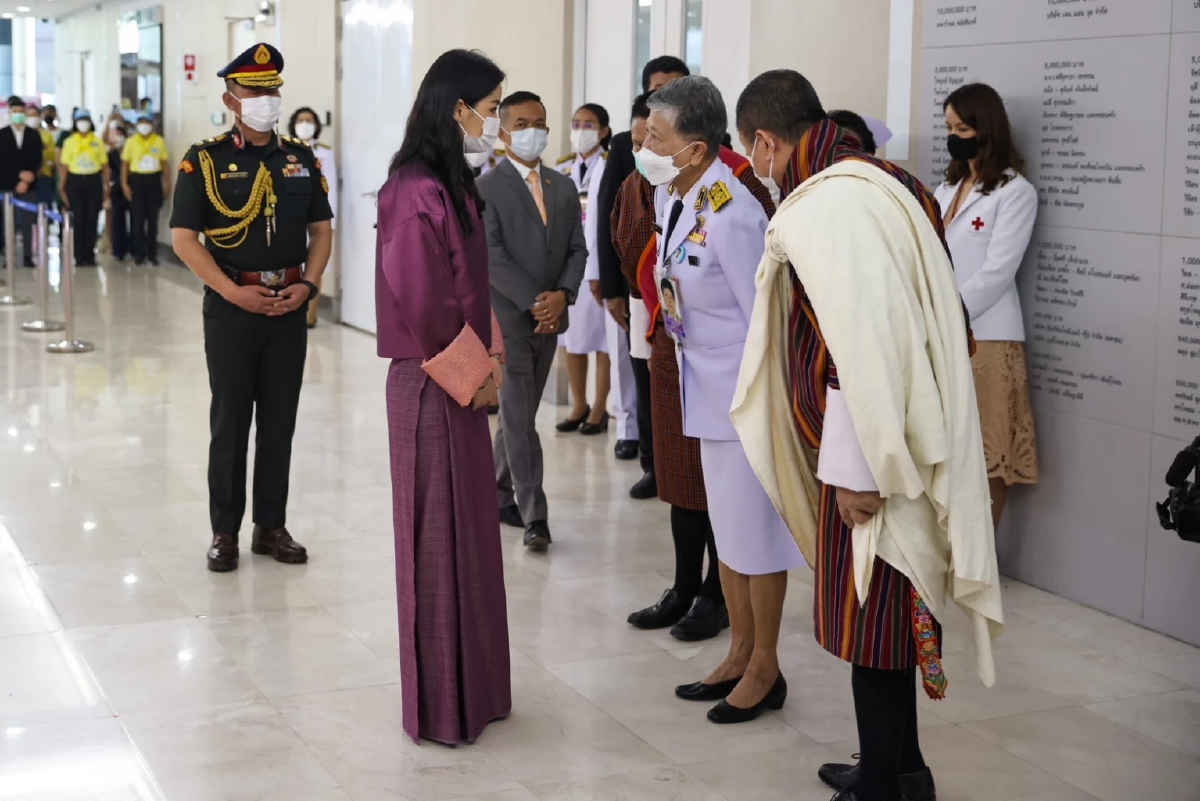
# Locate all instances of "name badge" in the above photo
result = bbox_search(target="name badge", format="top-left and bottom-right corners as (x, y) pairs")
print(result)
(138, 155), (159, 172)
(661, 275), (685, 342)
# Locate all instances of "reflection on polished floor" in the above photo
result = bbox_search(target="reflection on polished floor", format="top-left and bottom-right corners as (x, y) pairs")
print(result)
(1, 258), (1199, 801)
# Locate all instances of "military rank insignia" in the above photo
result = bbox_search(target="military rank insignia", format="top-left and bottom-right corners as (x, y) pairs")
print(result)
(694, 186), (708, 212)
(179, 159), (194, 174)
(708, 180), (732, 212)
(321, 176), (330, 194)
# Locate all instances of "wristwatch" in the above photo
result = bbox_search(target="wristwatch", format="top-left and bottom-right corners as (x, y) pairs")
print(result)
(558, 287), (576, 305)
(300, 280), (320, 300)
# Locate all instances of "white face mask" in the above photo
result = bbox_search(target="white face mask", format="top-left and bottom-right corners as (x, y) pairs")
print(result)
(136, 122), (153, 137)
(635, 142), (697, 187)
(507, 128), (549, 162)
(570, 129), (600, 155)
(114, 136), (126, 149)
(461, 105), (500, 154)
(237, 95), (282, 133)
(465, 150), (491, 168)
(76, 120), (93, 134)
(750, 135), (781, 207)
(294, 121), (317, 141)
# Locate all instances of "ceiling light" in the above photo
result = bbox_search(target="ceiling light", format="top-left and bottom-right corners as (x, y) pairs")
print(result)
(123, 574), (138, 584)
(17, 6), (31, 11)
(6, 427), (16, 437)
(82, 521), (97, 531)
(1, 14), (13, 19)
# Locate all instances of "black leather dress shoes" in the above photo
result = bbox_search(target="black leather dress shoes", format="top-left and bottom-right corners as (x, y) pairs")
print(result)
(524, 521), (552, 553)
(614, 440), (639, 460)
(499, 504), (525, 528)
(251, 526), (308, 564)
(818, 760), (937, 801)
(707, 673), (787, 724)
(206, 534), (239, 572)
(556, 407), (590, 433)
(627, 588), (692, 630)
(669, 597), (730, 642)
(674, 675), (742, 702)
(629, 471), (657, 500)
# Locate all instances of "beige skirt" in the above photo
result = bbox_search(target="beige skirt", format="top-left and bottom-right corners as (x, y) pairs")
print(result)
(971, 341), (1039, 486)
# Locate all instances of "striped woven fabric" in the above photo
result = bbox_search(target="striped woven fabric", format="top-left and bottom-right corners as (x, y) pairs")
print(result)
(783, 120), (949, 684)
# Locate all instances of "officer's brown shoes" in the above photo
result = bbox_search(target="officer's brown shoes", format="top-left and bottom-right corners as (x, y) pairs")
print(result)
(206, 534), (240, 572)
(251, 525), (309, 565)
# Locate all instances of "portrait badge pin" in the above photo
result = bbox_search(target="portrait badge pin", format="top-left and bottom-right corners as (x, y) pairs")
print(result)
(287, 154), (298, 163)
(228, 164), (238, 172)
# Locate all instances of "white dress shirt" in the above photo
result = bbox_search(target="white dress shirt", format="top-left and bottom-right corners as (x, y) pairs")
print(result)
(507, 155), (541, 191)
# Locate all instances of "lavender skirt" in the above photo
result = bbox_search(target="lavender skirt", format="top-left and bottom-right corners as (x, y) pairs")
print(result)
(386, 359), (511, 745)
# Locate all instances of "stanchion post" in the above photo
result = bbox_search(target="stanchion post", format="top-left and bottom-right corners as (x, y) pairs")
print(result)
(0, 193), (32, 306)
(22, 204), (64, 333)
(47, 212), (93, 354)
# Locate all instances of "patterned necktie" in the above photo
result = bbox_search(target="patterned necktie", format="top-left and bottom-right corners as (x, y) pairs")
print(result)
(527, 170), (547, 225)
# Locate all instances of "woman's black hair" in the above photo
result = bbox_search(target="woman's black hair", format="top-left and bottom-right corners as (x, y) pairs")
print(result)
(577, 103), (612, 150)
(288, 106), (322, 141)
(827, 109), (877, 154)
(389, 49), (506, 235)
(660, 278), (674, 294)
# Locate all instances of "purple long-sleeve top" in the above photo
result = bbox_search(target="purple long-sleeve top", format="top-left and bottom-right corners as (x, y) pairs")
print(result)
(375, 160), (493, 360)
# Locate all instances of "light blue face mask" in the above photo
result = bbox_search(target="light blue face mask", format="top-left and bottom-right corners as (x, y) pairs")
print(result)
(508, 127), (549, 161)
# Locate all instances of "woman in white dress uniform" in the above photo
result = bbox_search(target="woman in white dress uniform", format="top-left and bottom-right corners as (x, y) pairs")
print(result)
(290, 107), (338, 328)
(934, 83), (1039, 529)
(642, 78), (803, 726)
(554, 104), (613, 435)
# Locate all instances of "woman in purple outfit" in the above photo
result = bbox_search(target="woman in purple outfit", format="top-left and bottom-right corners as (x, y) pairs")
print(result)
(376, 49), (511, 745)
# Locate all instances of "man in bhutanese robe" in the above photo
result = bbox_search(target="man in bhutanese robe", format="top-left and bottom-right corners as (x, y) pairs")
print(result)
(730, 69), (1004, 801)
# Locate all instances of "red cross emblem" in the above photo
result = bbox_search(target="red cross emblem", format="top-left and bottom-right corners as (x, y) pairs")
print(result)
(972, 217), (985, 231)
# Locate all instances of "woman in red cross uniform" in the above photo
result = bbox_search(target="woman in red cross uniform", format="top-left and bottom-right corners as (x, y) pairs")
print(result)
(935, 82), (1040, 530)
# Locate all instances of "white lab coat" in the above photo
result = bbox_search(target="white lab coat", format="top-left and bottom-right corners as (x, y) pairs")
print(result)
(934, 169), (1037, 342)
(310, 141), (338, 230)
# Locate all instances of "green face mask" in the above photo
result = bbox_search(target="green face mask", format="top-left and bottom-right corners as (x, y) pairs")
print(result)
(10, 112), (26, 126)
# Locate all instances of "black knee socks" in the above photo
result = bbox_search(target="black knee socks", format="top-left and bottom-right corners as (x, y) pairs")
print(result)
(670, 506), (725, 604)
(851, 664), (925, 801)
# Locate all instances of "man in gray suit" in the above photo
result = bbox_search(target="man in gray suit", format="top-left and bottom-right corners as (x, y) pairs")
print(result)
(478, 91), (587, 553)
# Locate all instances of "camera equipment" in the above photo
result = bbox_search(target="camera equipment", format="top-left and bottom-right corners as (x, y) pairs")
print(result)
(1157, 435), (1200, 543)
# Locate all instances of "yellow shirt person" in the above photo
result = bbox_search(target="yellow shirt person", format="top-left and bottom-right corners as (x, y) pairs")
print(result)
(57, 113), (111, 267)
(120, 116), (171, 265)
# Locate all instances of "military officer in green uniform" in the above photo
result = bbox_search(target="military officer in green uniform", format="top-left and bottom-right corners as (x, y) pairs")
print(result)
(170, 43), (333, 572)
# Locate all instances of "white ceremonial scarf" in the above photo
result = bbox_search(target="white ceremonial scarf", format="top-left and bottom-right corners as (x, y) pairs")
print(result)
(731, 159), (1004, 687)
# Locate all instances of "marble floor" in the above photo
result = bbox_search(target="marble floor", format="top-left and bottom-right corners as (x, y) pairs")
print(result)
(1, 256), (1199, 801)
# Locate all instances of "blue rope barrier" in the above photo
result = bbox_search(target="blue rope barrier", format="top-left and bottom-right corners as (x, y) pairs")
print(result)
(45, 210), (64, 224)
(10, 198), (40, 214)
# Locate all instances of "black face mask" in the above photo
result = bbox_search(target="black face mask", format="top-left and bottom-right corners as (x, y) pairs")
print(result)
(947, 134), (979, 161)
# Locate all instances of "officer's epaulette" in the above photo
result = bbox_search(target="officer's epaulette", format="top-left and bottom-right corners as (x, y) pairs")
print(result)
(281, 135), (312, 150)
(556, 152), (575, 166)
(493, 147), (506, 156)
(707, 180), (733, 213)
(192, 134), (228, 149)
(601, 150), (609, 161)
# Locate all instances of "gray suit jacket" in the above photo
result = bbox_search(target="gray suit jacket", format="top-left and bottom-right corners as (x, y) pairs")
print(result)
(478, 158), (588, 336)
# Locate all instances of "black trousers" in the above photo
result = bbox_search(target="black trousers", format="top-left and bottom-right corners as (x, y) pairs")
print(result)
(129, 173), (163, 262)
(631, 355), (654, 473)
(65, 173), (103, 265)
(671, 506), (724, 604)
(0, 190), (36, 264)
(203, 291), (308, 535)
(109, 191), (130, 260)
(851, 665), (925, 801)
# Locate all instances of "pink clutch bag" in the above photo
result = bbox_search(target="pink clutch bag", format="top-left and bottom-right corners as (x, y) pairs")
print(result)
(422, 324), (494, 407)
